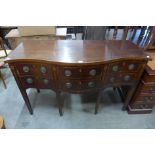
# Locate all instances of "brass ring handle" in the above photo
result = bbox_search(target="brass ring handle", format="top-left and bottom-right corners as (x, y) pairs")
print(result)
(43, 79), (49, 84)
(40, 66), (47, 74)
(23, 66), (30, 73)
(128, 64), (135, 70)
(64, 70), (72, 77)
(112, 65), (118, 72)
(26, 78), (33, 84)
(88, 81), (95, 88)
(89, 69), (97, 76)
(65, 82), (72, 88)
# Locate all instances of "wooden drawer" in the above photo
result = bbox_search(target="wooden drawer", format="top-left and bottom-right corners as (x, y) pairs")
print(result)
(105, 72), (138, 85)
(61, 80), (101, 92)
(107, 61), (142, 73)
(20, 76), (36, 88)
(82, 80), (100, 91)
(60, 66), (102, 79)
(83, 67), (102, 78)
(38, 78), (53, 89)
(61, 67), (82, 79)
(36, 64), (52, 77)
(16, 63), (35, 75)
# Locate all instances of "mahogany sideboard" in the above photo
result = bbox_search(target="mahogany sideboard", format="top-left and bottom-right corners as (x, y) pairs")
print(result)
(5, 40), (151, 116)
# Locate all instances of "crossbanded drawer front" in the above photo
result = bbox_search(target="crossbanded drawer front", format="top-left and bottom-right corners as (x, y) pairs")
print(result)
(38, 78), (53, 89)
(16, 63), (35, 75)
(20, 76), (36, 88)
(83, 67), (102, 78)
(61, 66), (102, 79)
(107, 61), (142, 73)
(104, 73), (138, 85)
(61, 67), (82, 79)
(61, 80), (101, 92)
(37, 64), (52, 77)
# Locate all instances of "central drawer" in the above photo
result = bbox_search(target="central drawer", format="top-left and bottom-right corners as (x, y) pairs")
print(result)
(60, 66), (102, 80)
(61, 79), (101, 92)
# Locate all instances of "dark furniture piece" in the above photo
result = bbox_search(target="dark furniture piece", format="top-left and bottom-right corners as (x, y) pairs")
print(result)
(5, 40), (151, 116)
(128, 65), (155, 113)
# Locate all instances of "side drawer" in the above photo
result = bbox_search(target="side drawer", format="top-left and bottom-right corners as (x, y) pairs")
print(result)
(107, 61), (142, 73)
(16, 63), (35, 75)
(19, 76), (36, 88)
(104, 72), (139, 85)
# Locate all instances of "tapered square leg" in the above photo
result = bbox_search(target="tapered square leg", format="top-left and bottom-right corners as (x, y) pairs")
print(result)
(21, 89), (33, 114)
(95, 91), (102, 114)
(56, 91), (63, 116)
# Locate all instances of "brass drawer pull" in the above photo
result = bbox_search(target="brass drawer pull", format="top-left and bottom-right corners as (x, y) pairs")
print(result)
(124, 75), (130, 81)
(43, 79), (49, 85)
(128, 64), (135, 70)
(112, 65), (118, 72)
(88, 81), (96, 88)
(65, 82), (72, 88)
(110, 77), (115, 83)
(79, 68), (82, 72)
(64, 70), (72, 77)
(23, 66), (30, 73)
(40, 66), (47, 74)
(26, 78), (33, 84)
(89, 69), (97, 76)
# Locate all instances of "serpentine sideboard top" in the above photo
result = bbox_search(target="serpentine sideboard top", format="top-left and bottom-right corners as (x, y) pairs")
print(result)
(5, 40), (151, 64)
